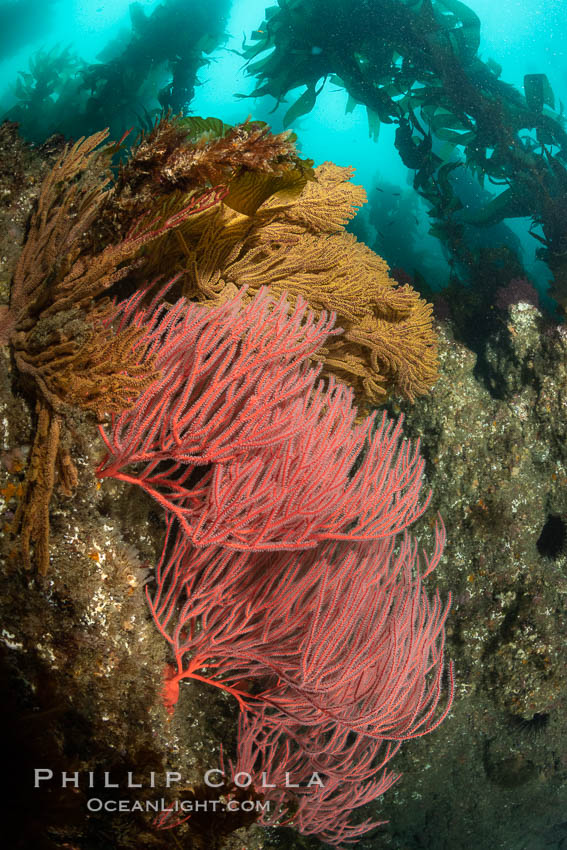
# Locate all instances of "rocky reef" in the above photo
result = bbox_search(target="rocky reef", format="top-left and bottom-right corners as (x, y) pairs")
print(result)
(1, 121), (566, 850)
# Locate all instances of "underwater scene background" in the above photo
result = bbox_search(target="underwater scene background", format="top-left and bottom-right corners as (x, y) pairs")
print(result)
(0, 1), (567, 849)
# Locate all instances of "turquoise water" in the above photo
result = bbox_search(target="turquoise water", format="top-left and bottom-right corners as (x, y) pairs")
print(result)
(1, 0), (565, 299)
(3, 4), (567, 848)
(3, 1), (566, 161)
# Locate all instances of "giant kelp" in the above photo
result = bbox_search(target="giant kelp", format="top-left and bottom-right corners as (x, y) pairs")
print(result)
(2, 0), (231, 143)
(241, 0), (567, 306)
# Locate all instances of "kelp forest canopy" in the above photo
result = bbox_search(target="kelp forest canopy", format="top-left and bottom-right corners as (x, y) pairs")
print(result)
(241, 0), (567, 307)
(3, 0), (232, 144)
(5, 0), (567, 310)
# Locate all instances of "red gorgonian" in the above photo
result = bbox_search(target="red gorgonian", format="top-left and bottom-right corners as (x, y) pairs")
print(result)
(98, 286), (453, 845)
(97, 288), (428, 551)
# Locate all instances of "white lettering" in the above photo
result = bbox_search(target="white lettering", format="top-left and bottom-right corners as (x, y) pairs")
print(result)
(234, 772), (252, 788)
(261, 772), (276, 788)
(62, 772), (80, 788)
(103, 772), (118, 788)
(127, 772), (142, 788)
(34, 769), (53, 787)
(204, 769), (224, 788)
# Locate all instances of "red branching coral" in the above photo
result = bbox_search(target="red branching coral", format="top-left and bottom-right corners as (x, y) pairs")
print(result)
(98, 288), (429, 550)
(98, 287), (452, 845)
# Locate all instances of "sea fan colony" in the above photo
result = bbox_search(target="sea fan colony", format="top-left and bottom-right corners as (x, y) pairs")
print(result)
(98, 286), (452, 844)
(127, 118), (439, 409)
(3, 118), (451, 844)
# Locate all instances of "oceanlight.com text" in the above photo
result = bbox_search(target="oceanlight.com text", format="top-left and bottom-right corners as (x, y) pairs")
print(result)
(86, 797), (272, 814)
